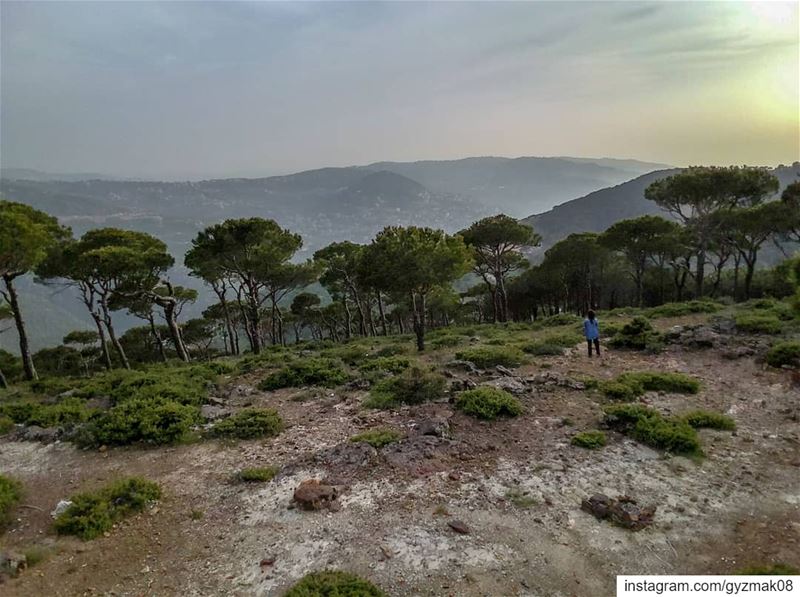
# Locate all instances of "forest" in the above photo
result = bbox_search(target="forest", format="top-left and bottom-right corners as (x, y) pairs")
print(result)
(1, 165), (799, 386)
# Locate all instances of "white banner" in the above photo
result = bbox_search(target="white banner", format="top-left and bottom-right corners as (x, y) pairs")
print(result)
(617, 575), (799, 597)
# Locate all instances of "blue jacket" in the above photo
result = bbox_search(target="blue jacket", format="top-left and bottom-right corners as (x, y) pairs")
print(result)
(583, 318), (599, 340)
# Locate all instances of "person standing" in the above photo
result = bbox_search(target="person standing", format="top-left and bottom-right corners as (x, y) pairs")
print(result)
(584, 310), (600, 357)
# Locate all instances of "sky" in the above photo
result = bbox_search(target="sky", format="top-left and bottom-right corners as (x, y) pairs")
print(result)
(1, 1), (798, 180)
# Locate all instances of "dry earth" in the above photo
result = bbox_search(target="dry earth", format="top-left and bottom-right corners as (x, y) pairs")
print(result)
(1, 317), (799, 596)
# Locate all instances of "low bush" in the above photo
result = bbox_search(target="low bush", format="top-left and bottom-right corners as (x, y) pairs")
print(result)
(734, 313), (783, 335)
(349, 428), (403, 448)
(455, 387), (522, 420)
(521, 342), (564, 356)
(81, 398), (199, 446)
(238, 466), (279, 482)
(358, 356), (411, 375)
(258, 358), (349, 390)
(0, 474), (22, 527)
(0, 397), (98, 429)
(454, 346), (525, 369)
(54, 477), (161, 540)
(541, 331), (583, 348)
(608, 316), (663, 351)
(603, 404), (702, 456)
(617, 371), (701, 394)
(0, 416), (13, 435)
(321, 345), (372, 366)
(598, 380), (642, 402)
(210, 408), (283, 440)
(645, 300), (721, 318)
(681, 410), (736, 431)
(765, 341), (800, 368)
(364, 366), (446, 408)
(532, 313), (582, 328)
(430, 335), (465, 348)
(285, 570), (386, 597)
(571, 430), (607, 449)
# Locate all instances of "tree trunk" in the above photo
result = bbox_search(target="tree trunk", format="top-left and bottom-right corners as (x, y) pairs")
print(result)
(148, 315), (168, 362)
(733, 254), (741, 302)
(3, 275), (38, 381)
(213, 282), (239, 356)
(163, 301), (190, 362)
(743, 252), (757, 300)
(694, 247), (706, 298)
(342, 297), (353, 339)
(411, 292), (426, 352)
(100, 297), (130, 369)
(376, 292), (388, 336)
(0, 366), (7, 389)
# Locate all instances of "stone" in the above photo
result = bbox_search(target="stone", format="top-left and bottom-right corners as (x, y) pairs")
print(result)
(581, 493), (656, 531)
(200, 405), (231, 420)
(447, 519), (470, 534)
(449, 379), (477, 392)
(525, 372), (585, 391)
(445, 360), (480, 374)
(415, 417), (450, 438)
(0, 552), (26, 574)
(19, 425), (60, 443)
(712, 318), (737, 334)
(495, 365), (516, 377)
(314, 442), (376, 474)
(293, 480), (338, 511)
(51, 500), (74, 518)
(482, 377), (526, 394)
(344, 379), (371, 391)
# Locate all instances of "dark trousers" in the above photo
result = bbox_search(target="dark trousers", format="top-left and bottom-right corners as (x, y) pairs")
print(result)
(587, 338), (600, 356)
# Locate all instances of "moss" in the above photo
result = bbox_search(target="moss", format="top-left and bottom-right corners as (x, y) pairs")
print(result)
(0, 474), (22, 528)
(735, 563), (800, 575)
(455, 387), (522, 420)
(349, 428), (403, 448)
(571, 430), (607, 449)
(765, 341), (800, 368)
(54, 477), (161, 540)
(211, 408), (284, 440)
(285, 570), (386, 597)
(258, 358), (349, 390)
(364, 366), (446, 409)
(238, 466), (279, 482)
(681, 410), (736, 431)
(454, 346), (525, 368)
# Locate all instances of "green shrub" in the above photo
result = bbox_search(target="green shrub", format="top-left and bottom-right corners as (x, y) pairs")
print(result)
(454, 346), (525, 369)
(110, 372), (207, 406)
(349, 428), (403, 448)
(540, 331), (583, 348)
(455, 387), (522, 420)
(603, 404), (701, 456)
(533, 313), (581, 328)
(765, 341), (800, 368)
(364, 366), (446, 409)
(430, 335), (464, 348)
(735, 313), (783, 335)
(258, 358), (349, 390)
(374, 344), (408, 357)
(0, 474), (22, 527)
(571, 430), (607, 449)
(682, 410), (736, 431)
(82, 398), (199, 447)
(238, 466), (279, 482)
(521, 342), (564, 356)
(358, 356), (411, 375)
(599, 380), (643, 402)
(735, 563), (800, 575)
(285, 570), (386, 597)
(54, 477), (161, 540)
(321, 345), (372, 366)
(0, 416), (15, 435)
(617, 371), (701, 394)
(0, 397), (97, 428)
(645, 300), (721, 318)
(608, 316), (663, 351)
(210, 408), (283, 439)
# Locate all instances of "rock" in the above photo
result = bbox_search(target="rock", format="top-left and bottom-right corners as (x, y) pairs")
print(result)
(84, 395), (112, 410)
(200, 405), (231, 420)
(580, 494), (656, 531)
(415, 417), (451, 438)
(344, 379), (371, 391)
(18, 425), (60, 443)
(314, 442), (376, 474)
(721, 346), (755, 360)
(482, 377), (527, 394)
(207, 395), (225, 406)
(57, 389), (77, 399)
(447, 519), (470, 534)
(293, 479), (338, 511)
(711, 318), (737, 334)
(0, 551), (26, 574)
(495, 365), (516, 377)
(445, 360), (480, 374)
(449, 379), (477, 392)
(51, 500), (74, 518)
(525, 372), (585, 391)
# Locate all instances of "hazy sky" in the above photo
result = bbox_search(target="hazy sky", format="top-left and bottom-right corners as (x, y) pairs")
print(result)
(1, 1), (798, 180)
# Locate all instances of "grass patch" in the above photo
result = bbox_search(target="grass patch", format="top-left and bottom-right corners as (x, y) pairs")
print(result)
(358, 356), (411, 375)
(603, 404), (702, 456)
(349, 428), (403, 448)
(765, 341), (800, 368)
(571, 430), (607, 449)
(258, 358), (349, 390)
(0, 416), (14, 435)
(521, 342), (565, 356)
(599, 371), (700, 401)
(210, 408), (283, 440)
(0, 474), (22, 528)
(285, 570), (386, 597)
(455, 387), (522, 420)
(735, 563), (800, 575)
(681, 410), (736, 431)
(644, 300), (721, 318)
(505, 488), (536, 509)
(454, 346), (525, 369)
(238, 466), (279, 482)
(54, 477), (161, 540)
(364, 366), (446, 409)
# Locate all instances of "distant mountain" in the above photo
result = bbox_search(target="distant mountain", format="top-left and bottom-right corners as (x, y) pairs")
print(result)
(0, 167), (134, 182)
(520, 162), (800, 258)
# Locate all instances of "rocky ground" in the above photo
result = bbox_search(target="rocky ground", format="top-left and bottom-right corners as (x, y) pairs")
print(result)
(1, 314), (799, 596)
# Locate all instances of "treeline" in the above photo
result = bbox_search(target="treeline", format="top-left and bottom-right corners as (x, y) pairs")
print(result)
(0, 166), (798, 384)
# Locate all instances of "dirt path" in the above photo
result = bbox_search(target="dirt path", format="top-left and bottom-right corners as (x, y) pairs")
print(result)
(1, 339), (799, 596)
